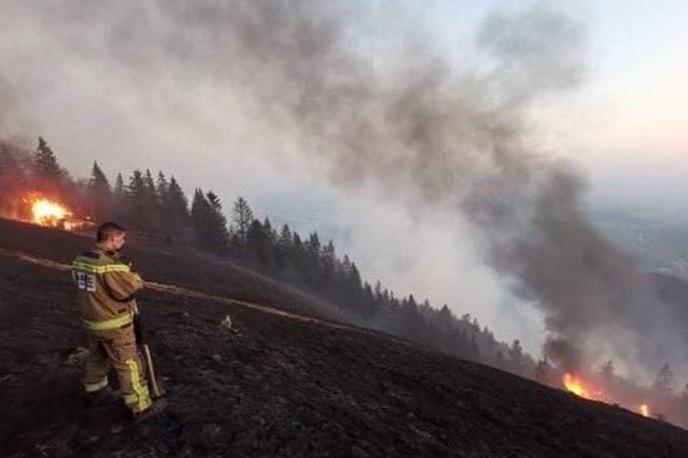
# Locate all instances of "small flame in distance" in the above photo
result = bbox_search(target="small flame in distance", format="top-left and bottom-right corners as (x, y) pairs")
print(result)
(640, 404), (650, 418)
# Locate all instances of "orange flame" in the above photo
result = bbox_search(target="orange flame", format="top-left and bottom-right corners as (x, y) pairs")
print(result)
(563, 373), (604, 401)
(30, 198), (72, 227)
(20, 193), (90, 231)
(640, 404), (650, 417)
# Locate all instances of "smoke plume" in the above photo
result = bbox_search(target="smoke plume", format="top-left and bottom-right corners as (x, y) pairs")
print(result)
(0, 1), (681, 376)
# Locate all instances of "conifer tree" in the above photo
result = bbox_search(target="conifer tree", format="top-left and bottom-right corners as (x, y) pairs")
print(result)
(191, 189), (229, 253)
(88, 161), (112, 222)
(114, 173), (126, 198)
(142, 169), (161, 230)
(90, 162), (111, 194)
(206, 191), (230, 250)
(165, 176), (191, 228)
(508, 340), (526, 375)
(321, 240), (336, 289)
(156, 172), (169, 201)
(291, 232), (306, 282)
(232, 196), (253, 243)
(33, 137), (65, 192)
(275, 224), (293, 273)
(127, 170), (149, 230)
(263, 217), (277, 248)
(305, 232), (322, 288)
(246, 219), (274, 271)
(112, 172), (127, 223)
(654, 363), (676, 395)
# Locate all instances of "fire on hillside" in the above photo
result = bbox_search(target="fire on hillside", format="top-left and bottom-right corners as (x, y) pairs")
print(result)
(3, 191), (92, 231)
(560, 372), (652, 419)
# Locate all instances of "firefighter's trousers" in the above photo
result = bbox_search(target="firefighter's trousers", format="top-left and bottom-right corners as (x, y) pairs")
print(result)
(83, 325), (152, 414)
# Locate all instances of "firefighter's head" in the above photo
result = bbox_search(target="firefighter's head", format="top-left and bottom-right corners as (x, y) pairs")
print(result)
(96, 222), (127, 251)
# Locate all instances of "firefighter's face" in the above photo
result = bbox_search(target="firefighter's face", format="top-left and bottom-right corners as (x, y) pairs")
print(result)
(109, 232), (126, 251)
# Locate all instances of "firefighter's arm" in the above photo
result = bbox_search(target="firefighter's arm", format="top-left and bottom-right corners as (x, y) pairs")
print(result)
(102, 270), (145, 302)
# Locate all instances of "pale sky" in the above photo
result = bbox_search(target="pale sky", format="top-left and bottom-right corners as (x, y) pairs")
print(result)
(427, 1), (688, 217)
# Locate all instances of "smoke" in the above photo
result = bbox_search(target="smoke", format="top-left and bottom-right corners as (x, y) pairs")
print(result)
(0, 1), (682, 376)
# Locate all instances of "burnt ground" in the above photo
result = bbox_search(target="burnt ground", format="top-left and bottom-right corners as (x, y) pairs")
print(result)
(1, 218), (688, 457)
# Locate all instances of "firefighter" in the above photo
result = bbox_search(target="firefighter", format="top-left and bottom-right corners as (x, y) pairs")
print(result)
(72, 221), (162, 419)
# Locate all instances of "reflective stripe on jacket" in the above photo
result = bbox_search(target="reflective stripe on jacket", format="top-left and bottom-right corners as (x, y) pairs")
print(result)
(72, 246), (144, 330)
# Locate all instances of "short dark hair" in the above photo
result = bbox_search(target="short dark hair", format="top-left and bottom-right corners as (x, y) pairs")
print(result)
(97, 222), (126, 242)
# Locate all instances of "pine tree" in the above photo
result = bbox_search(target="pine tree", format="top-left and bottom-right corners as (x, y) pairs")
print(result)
(321, 240), (336, 289)
(89, 162), (111, 193)
(112, 173), (127, 223)
(279, 224), (293, 245)
(232, 197), (253, 243)
(191, 189), (229, 253)
(653, 363), (676, 395)
(246, 219), (275, 271)
(508, 340), (526, 375)
(263, 218), (276, 244)
(291, 232), (306, 284)
(142, 169), (161, 231)
(33, 137), (64, 191)
(87, 161), (113, 223)
(191, 189), (211, 248)
(206, 191), (230, 251)
(127, 170), (149, 230)
(128, 170), (146, 200)
(305, 232), (322, 288)
(156, 172), (169, 202)
(348, 263), (363, 297)
(436, 305), (454, 351)
(114, 173), (126, 198)
(275, 224), (293, 273)
(165, 176), (191, 228)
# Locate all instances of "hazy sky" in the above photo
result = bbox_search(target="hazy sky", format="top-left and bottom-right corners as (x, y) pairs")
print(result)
(1, 1), (686, 362)
(430, 0), (688, 217)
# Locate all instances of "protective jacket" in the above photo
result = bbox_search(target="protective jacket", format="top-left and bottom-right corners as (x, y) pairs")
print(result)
(71, 246), (144, 331)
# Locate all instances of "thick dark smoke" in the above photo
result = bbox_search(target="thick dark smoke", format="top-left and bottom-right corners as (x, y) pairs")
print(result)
(0, 1), (680, 376)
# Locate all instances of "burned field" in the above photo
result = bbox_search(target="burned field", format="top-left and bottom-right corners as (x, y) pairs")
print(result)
(1, 218), (687, 457)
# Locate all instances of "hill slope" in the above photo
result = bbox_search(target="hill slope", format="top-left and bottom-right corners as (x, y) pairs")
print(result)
(1, 218), (687, 457)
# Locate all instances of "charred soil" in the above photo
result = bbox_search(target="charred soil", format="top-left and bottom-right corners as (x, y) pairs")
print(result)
(1, 218), (687, 457)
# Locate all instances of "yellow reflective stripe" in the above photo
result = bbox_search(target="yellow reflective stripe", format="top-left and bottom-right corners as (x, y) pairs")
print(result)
(125, 358), (152, 412)
(84, 377), (109, 393)
(81, 311), (133, 331)
(71, 261), (131, 274)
